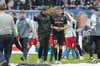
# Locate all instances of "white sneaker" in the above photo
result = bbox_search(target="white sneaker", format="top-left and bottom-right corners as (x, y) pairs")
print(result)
(80, 56), (84, 60)
(43, 61), (49, 64)
(54, 60), (58, 64)
(57, 61), (62, 64)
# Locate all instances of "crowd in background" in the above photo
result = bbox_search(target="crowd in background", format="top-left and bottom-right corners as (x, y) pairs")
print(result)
(0, 0), (100, 10)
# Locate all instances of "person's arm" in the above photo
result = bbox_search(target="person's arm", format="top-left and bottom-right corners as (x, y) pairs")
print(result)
(91, 14), (96, 30)
(34, 13), (38, 21)
(88, 14), (97, 32)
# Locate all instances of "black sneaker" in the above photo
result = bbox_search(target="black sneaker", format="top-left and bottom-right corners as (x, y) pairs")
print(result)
(95, 59), (100, 63)
(20, 56), (27, 61)
(87, 57), (96, 63)
(0, 60), (7, 66)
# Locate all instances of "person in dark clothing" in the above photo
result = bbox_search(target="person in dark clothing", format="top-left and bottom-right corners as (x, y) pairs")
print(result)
(34, 7), (51, 64)
(51, 6), (68, 64)
(13, 0), (24, 10)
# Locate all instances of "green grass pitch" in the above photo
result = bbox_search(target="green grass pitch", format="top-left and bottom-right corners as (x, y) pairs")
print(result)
(10, 54), (97, 64)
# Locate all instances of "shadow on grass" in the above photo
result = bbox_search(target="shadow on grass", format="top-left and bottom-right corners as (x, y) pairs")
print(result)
(16, 63), (51, 66)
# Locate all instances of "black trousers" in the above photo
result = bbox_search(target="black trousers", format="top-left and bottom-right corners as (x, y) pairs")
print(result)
(12, 37), (22, 51)
(0, 34), (13, 66)
(38, 35), (50, 61)
(76, 32), (83, 56)
(86, 36), (100, 59)
(19, 37), (28, 57)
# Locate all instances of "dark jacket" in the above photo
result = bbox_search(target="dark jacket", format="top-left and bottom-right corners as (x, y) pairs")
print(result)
(34, 13), (51, 39)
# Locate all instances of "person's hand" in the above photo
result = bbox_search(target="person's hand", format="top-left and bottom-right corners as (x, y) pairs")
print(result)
(75, 29), (79, 32)
(53, 27), (61, 31)
(59, 27), (64, 30)
(64, 11), (69, 15)
(34, 13), (37, 17)
(49, 44), (53, 48)
(16, 32), (19, 37)
(35, 44), (39, 48)
(88, 29), (92, 32)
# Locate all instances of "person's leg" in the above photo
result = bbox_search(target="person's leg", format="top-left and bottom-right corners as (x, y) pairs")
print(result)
(50, 47), (54, 62)
(0, 39), (5, 61)
(20, 38), (28, 60)
(0, 41), (7, 66)
(53, 35), (58, 62)
(4, 36), (13, 65)
(86, 36), (96, 63)
(57, 33), (65, 64)
(76, 36), (83, 56)
(44, 36), (49, 61)
(65, 37), (71, 59)
(61, 46), (66, 59)
(54, 44), (58, 61)
(14, 37), (22, 52)
(95, 36), (100, 63)
(71, 37), (78, 59)
(58, 45), (62, 61)
(49, 35), (54, 62)
(38, 38), (45, 59)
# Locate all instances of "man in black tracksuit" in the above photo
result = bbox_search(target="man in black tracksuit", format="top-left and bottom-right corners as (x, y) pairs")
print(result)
(34, 7), (51, 64)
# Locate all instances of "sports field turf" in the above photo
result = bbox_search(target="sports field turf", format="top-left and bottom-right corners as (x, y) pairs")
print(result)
(10, 54), (97, 64)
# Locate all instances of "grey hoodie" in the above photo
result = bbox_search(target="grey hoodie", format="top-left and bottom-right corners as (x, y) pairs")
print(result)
(16, 18), (35, 38)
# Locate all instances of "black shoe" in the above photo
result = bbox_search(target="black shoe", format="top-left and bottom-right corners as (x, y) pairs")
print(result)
(20, 56), (27, 61)
(95, 59), (100, 63)
(87, 57), (96, 63)
(0, 60), (7, 66)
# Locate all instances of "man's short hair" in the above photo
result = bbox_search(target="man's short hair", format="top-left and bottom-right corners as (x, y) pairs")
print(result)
(0, 4), (5, 10)
(10, 11), (15, 16)
(20, 10), (25, 14)
(91, 7), (98, 11)
(42, 7), (48, 11)
(56, 6), (61, 10)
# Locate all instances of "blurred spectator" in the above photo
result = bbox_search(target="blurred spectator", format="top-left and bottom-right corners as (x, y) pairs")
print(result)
(25, 0), (34, 10)
(94, 0), (100, 9)
(62, 0), (70, 8)
(0, 0), (5, 5)
(69, 0), (77, 9)
(85, 0), (94, 9)
(0, 0), (7, 9)
(7, 0), (14, 10)
(44, 0), (55, 6)
(35, 0), (44, 6)
(55, 0), (64, 6)
(20, 0), (26, 4)
(14, 0), (24, 10)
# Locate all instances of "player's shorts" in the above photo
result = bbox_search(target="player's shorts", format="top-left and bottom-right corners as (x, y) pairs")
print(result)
(65, 37), (77, 49)
(28, 38), (38, 45)
(53, 33), (65, 45)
